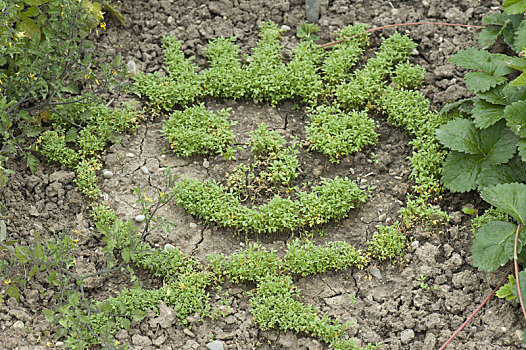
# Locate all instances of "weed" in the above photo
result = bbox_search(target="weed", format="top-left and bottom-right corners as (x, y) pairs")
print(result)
(296, 22), (320, 41)
(399, 195), (451, 229)
(368, 222), (406, 261)
(416, 274), (439, 291)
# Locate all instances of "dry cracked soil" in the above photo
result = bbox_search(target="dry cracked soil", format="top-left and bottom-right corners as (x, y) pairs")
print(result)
(0, 0), (524, 349)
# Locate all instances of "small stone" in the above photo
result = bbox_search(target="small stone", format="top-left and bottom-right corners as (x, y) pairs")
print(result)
(378, 213), (387, 222)
(126, 60), (137, 75)
(134, 214), (146, 223)
(126, 152), (135, 158)
(189, 222), (197, 229)
(11, 320), (24, 329)
(102, 170), (114, 179)
(516, 329), (524, 341)
(360, 178), (367, 184)
(349, 168), (355, 175)
(206, 340), (224, 350)
(164, 243), (176, 251)
(400, 329), (415, 344)
(369, 267), (382, 280)
(411, 48), (419, 56)
(281, 24), (291, 31)
(153, 333), (167, 346)
(410, 240), (420, 251)
(132, 334), (151, 346)
(203, 159), (210, 168)
(183, 328), (196, 337)
(167, 16), (174, 24)
(29, 205), (40, 217)
(115, 329), (129, 340)
(140, 165), (149, 174)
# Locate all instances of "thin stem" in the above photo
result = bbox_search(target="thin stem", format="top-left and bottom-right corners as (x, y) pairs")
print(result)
(438, 274), (508, 350)
(318, 21), (485, 49)
(514, 224), (526, 320)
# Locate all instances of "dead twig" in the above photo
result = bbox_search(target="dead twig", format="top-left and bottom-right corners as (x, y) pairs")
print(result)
(318, 21), (485, 49)
(439, 273), (508, 350)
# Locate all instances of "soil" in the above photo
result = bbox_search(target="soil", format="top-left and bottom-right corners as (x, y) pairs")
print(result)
(0, 0), (524, 349)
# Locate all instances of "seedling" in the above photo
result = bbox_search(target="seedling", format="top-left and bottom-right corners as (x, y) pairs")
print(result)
(296, 22), (320, 41)
(416, 274), (439, 291)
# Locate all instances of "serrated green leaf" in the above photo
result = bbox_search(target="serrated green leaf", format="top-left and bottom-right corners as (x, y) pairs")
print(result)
(435, 119), (481, 154)
(503, 0), (526, 14)
(450, 48), (491, 71)
(480, 120), (517, 165)
(42, 309), (55, 321)
(450, 48), (513, 76)
(478, 156), (526, 188)
(6, 285), (20, 301)
(121, 317), (131, 330)
(511, 73), (526, 87)
(478, 25), (503, 48)
(20, 6), (40, 18)
(482, 12), (509, 26)
(26, 154), (38, 175)
(439, 98), (473, 115)
(472, 221), (525, 271)
(518, 139), (526, 162)
(479, 85), (526, 105)
(505, 100), (526, 137)
(514, 21), (526, 53)
(65, 128), (78, 143)
(507, 57), (526, 71)
(121, 248), (132, 263)
(513, 270), (526, 302)
(472, 99), (505, 128)
(131, 309), (147, 321)
(481, 183), (526, 224)
(465, 71), (507, 93)
(15, 17), (40, 39)
(497, 277), (517, 300)
(441, 151), (485, 192)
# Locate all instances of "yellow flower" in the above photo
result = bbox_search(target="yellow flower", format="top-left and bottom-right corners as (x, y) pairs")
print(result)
(100, 22), (106, 30)
(16, 31), (25, 38)
(4, 278), (11, 285)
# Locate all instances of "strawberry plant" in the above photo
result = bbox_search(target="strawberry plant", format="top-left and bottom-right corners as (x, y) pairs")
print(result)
(435, 0), (526, 339)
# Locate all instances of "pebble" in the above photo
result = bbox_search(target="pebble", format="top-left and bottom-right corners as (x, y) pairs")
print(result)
(164, 243), (176, 251)
(189, 222), (198, 229)
(126, 60), (137, 75)
(516, 329), (524, 342)
(400, 329), (415, 344)
(140, 165), (149, 174)
(167, 16), (174, 24)
(11, 320), (24, 329)
(369, 267), (382, 280)
(378, 213), (387, 222)
(281, 24), (291, 31)
(102, 170), (114, 179)
(134, 214), (146, 223)
(203, 159), (210, 168)
(410, 240), (420, 251)
(183, 328), (196, 337)
(126, 152), (135, 158)
(206, 340), (224, 350)
(349, 167), (355, 175)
